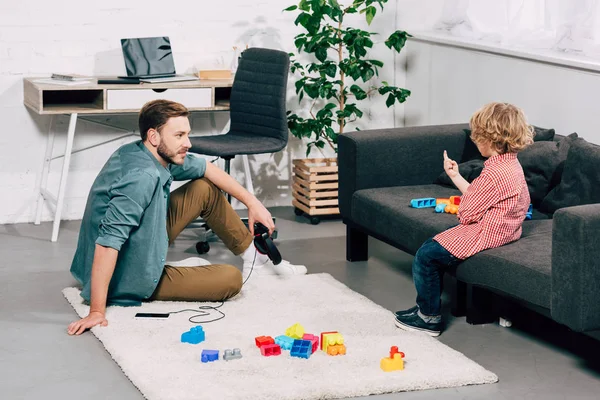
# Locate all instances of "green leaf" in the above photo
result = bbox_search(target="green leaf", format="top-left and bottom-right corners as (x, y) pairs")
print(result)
(365, 6), (376, 25)
(299, 0), (310, 11)
(370, 59), (383, 67)
(361, 67), (374, 82)
(315, 140), (325, 148)
(385, 30), (412, 52)
(315, 47), (328, 62)
(386, 93), (395, 107)
(325, 63), (337, 77)
(350, 84), (367, 100)
(284, 5), (298, 11)
(328, 0), (340, 8)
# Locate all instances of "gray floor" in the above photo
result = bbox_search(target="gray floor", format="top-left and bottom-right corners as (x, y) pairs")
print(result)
(1, 207), (600, 399)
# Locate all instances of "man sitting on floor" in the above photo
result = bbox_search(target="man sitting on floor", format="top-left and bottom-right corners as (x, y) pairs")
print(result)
(67, 99), (306, 335)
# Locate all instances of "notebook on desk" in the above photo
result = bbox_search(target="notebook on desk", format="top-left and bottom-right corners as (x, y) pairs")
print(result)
(118, 36), (198, 83)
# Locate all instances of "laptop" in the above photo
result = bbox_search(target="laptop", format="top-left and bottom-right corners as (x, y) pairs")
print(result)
(118, 36), (198, 83)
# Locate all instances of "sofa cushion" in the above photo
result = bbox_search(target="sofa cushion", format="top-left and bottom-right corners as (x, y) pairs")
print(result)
(517, 141), (562, 208)
(540, 137), (600, 215)
(455, 220), (553, 308)
(351, 185), (463, 254)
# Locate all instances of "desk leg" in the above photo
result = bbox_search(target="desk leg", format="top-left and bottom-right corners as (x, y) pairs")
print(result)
(51, 113), (77, 242)
(35, 115), (55, 225)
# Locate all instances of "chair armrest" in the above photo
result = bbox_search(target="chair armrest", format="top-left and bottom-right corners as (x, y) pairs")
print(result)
(338, 123), (470, 217)
(551, 204), (600, 332)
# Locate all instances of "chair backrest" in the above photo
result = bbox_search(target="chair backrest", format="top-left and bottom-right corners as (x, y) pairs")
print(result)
(229, 48), (290, 142)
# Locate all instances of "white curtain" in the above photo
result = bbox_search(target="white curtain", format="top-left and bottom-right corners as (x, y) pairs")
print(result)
(434, 0), (600, 58)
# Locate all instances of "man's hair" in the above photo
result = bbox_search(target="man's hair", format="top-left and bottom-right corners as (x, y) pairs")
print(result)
(469, 102), (534, 154)
(138, 100), (190, 141)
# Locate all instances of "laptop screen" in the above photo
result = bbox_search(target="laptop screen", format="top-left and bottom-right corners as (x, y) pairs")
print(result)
(120, 36), (176, 77)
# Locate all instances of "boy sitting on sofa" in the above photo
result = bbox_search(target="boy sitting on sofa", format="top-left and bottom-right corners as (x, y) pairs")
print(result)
(394, 102), (534, 337)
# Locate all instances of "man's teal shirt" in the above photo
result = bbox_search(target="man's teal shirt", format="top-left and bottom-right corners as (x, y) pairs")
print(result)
(70, 141), (206, 306)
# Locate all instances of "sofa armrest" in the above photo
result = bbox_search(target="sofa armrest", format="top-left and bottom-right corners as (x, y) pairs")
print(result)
(338, 123), (469, 217)
(551, 203), (600, 332)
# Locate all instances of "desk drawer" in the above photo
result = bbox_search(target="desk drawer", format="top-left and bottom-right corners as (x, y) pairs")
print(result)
(106, 88), (212, 110)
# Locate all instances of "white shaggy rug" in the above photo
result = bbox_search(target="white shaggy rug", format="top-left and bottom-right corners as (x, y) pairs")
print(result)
(62, 273), (497, 400)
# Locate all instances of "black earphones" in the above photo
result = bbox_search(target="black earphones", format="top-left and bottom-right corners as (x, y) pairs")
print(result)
(253, 222), (282, 265)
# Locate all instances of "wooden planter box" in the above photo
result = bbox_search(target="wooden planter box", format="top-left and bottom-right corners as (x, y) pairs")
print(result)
(292, 158), (339, 224)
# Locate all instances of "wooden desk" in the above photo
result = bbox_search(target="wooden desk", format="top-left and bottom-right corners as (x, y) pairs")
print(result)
(24, 77), (233, 242)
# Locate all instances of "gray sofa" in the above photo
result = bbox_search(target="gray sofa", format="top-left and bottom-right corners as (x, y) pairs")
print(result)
(338, 123), (600, 335)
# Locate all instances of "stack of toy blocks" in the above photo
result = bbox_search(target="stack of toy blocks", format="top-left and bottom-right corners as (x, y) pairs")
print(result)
(380, 346), (405, 371)
(181, 326), (205, 344)
(321, 331), (346, 356)
(434, 195), (461, 213)
(255, 335), (281, 356)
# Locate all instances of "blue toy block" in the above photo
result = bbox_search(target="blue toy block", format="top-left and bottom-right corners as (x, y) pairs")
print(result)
(181, 326), (205, 344)
(410, 198), (436, 208)
(290, 339), (312, 359)
(434, 204), (447, 213)
(201, 349), (219, 363)
(275, 335), (295, 350)
(525, 204), (533, 220)
(223, 348), (242, 361)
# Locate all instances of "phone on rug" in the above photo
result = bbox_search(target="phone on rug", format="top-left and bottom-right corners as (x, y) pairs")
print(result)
(135, 312), (170, 319)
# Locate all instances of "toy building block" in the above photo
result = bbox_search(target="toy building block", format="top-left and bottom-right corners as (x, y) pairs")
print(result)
(525, 204), (533, 220)
(201, 349), (219, 363)
(302, 333), (319, 353)
(326, 343), (347, 356)
(436, 198), (450, 205)
(285, 323), (305, 339)
(410, 198), (436, 208)
(275, 335), (295, 350)
(260, 343), (282, 356)
(255, 335), (274, 348)
(223, 348), (242, 361)
(181, 326), (205, 344)
(449, 195), (461, 205)
(445, 204), (458, 214)
(434, 204), (447, 213)
(290, 339), (312, 359)
(320, 331), (338, 350)
(321, 332), (344, 353)
(380, 346), (405, 372)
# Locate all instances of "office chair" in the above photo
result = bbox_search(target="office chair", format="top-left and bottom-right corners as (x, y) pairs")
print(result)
(188, 47), (290, 254)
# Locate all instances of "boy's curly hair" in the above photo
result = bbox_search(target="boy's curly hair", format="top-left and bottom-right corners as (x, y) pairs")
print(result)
(469, 102), (534, 154)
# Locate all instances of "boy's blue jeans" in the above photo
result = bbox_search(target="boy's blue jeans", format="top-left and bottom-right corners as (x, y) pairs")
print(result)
(413, 238), (463, 318)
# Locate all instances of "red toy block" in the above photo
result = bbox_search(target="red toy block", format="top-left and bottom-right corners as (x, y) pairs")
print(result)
(303, 333), (319, 353)
(450, 195), (461, 205)
(320, 331), (337, 351)
(389, 346), (405, 359)
(255, 336), (274, 348)
(260, 343), (281, 356)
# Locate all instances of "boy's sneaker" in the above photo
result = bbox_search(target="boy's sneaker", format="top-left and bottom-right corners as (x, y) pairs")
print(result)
(394, 305), (419, 318)
(394, 312), (442, 337)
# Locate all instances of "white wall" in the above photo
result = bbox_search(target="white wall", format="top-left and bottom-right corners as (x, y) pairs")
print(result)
(0, 0), (415, 225)
(405, 39), (600, 145)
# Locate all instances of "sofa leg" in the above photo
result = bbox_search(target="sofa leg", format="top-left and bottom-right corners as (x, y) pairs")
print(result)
(466, 284), (498, 325)
(450, 279), (467, 317)
(346, 225), (368, 262)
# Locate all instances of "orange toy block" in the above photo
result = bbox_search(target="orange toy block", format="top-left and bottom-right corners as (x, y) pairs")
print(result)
(436, 198), (450, 205)
(444, 204), (458, 214)
(449, 195), (461, 205)
(255, 336), (274, 348)
(326, 343), (347, 356)
(380, 346), (405, 372)
(322, 332), (344, 353)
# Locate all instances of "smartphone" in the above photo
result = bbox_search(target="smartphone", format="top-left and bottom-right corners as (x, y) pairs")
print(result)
(135, 312), (170, 319)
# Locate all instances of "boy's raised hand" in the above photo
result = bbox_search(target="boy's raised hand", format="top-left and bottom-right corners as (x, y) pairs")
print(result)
(443, 150), (459, 178)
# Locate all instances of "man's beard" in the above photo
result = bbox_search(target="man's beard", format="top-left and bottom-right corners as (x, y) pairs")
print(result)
(157, 142), (179, 165)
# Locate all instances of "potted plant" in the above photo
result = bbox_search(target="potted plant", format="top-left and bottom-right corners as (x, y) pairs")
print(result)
(285, 0), (411, 224)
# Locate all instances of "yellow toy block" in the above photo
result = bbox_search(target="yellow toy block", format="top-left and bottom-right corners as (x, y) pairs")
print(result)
(326, 343), (347, 356)
(380, 353), (404, 372)
(285, 323), (305, 339)
(322, 332), (344, 352)
(436, 198), (450, 205)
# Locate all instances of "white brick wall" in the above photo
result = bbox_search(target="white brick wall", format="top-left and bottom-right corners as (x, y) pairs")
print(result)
(0, 0), (426, 225)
